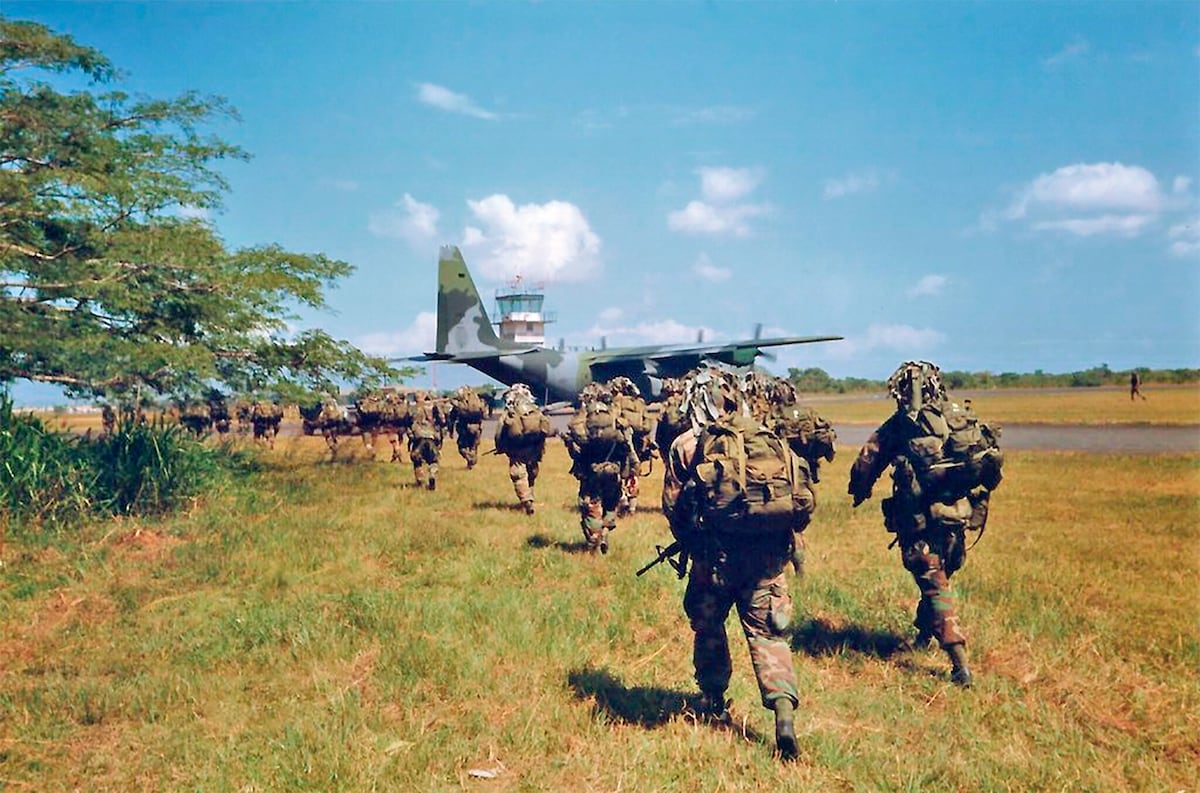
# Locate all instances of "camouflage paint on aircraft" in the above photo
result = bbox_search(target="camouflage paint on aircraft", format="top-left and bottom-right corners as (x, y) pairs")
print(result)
(414, 245), (843, 404)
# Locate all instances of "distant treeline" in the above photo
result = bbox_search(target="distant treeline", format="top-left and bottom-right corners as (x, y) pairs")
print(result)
(786, 365), (1200, 394)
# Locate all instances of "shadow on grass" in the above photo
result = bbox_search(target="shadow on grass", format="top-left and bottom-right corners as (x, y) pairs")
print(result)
(473, 499), (528, 511)
(567, 667), (768, 745)
(791, 615), (909, 659)
(526, 533), (592, 554)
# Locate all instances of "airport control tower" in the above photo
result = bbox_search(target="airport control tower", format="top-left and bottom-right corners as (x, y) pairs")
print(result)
(494, 276), (556, 346)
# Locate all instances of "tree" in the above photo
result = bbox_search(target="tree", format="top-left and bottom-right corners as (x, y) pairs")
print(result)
(0, 18), (405, 403)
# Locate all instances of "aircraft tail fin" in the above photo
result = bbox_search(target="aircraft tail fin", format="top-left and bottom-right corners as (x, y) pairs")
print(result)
(436, 245), (506, 356)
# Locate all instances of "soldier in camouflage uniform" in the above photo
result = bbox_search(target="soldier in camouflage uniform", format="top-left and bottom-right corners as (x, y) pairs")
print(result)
(449, 385), (487, 469)
(563, 383), (637, 554)
(662, 365), (813, 761)
(610, 376), (654, 516)
(494, 383), (552, 515)
(408, 391), (443, 490)
(848, 361), (1002, 688)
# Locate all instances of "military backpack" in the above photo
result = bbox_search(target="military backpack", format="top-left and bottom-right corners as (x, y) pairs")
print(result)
(770, 403), (837, 481)
(901, 400), (1003, 500)
(456, 391), (487, 423)
(498, 403), (550, 451)
(690, 412), (813, 536)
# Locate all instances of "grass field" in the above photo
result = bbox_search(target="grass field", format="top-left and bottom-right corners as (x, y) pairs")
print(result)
(1, 407), (1197, 792)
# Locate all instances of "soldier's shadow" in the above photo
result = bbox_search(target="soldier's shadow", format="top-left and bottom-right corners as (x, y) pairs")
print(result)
(526, 533), (591, 554)
(567, 667), (767, 745)
(472, 500), (528, 511)
(791, 615), (909, 659)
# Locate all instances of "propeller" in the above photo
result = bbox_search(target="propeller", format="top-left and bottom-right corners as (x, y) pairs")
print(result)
(752, 323), (776, 361)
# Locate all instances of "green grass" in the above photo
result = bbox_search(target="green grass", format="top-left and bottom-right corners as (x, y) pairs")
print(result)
(0, 434), (1196, 791)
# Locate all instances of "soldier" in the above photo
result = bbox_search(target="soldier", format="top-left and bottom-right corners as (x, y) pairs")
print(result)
(661, 365), (813, 761)
(449, 385), (487, 469)
(494, 383), (552, 514)
(610, 376), (655, 515)
(179, 400), (210, 435)
(654, 377), (688, 466)
(847, 361), (1004, 688)
(408, 391), (443, 490)
(100, 403), (116, 436)
(1130, 370), (1147, 401)
(250, 398), (284, 449)
(563, 383), (638, 554)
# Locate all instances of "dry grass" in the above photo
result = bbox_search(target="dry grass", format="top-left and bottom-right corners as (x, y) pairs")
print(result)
(0, 408), (1197, 791)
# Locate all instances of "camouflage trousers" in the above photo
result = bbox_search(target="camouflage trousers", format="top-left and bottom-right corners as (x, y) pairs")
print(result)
(409, 436), (441, 487)
(577, 462), (622, 550)
(456, 423), (482, 468)
(508, 458), (540, 506)
(900, 528), (967, 647)
(619, 473), (640, 516)
(683, 550), (799, 709)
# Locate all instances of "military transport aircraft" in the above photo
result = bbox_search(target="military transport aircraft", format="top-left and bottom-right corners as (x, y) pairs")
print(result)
(411, 245), (842, 404)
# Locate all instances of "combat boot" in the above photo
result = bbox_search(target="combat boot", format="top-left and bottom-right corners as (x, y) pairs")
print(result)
(522, 500), (535, 515)
(427, 477), (436, 491)
(772, 698), (799, 761)
(946, 643), (972, 688)
(695, 690), (729, 722)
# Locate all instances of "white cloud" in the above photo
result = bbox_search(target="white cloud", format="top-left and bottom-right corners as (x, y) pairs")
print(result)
(823, 171), (881, 200)
(699, 166), (763, 202)
(460, 194), (602, 283)
(1168, 218), (1200, 257)
(368, 194), (441, 246)
(908, 274), (947, 297)
(598, 306), (624, 322)
(1173, 176), (1193, 194)
(176, 205), (210, 220)
(676, 105), (755, 125)
(587, 318), (715, 346)
(693, 253), (732, 283)
(826, 323), (945, 359)
(1043, 38), (1090, 68)
(415, 82), (498, 120)
(356, 311), (437, 356)
(993, 162), (1170, 238)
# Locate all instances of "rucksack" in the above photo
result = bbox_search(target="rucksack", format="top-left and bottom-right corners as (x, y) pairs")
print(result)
(902, 401), (1003, 499)
(457, 392), (486, 423)
(771, 403), (836, 481)
(499, 403), (550, 451)
(614, 394), (652, 435)
(690, 413), (813, 536)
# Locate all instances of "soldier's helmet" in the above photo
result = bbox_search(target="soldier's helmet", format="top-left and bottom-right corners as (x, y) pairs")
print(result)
(680, 364), (746, 429)
(577, 381), (610, 407)
(609, 376), (640, 397)
(770, 377), (798, 406)
(659, 377), (683, 398)
(886, 361), (946, 412)
(504, 383), (534, 408)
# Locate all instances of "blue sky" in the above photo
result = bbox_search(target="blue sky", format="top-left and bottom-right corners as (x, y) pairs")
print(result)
(7, 1), (1200, 401)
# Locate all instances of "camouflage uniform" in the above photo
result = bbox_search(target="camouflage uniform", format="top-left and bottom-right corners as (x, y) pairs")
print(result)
(450, 386), (486, 469)
(494, 384), (550, 514)
(848, 361), (1000, 687)
(610, 377), (654, 516)
(664, 429), (803, 713)
(563, 386), (636, 553)
(409, 392), (442, 490)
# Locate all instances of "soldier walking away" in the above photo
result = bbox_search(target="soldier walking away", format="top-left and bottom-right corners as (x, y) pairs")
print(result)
(449, 385), (488, 468)
(100, 403), (116, 436)
(660, 365), (815, 761)
(494, 384), (553, 514)
(563, 383), (638, 554)
(847, 361), (1004, 688)
(609, 376), (656, 515)
(409, 391), (443, 490)
(1130, 370), (1147, 401)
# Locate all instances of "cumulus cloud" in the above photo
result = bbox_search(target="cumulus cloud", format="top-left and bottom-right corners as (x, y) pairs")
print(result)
(460, 194), (602, 283)
(823, 170), (883, 200)
(668, 167), (770, 238)
(416, 82), (498, 120)
(356, 311), (437, 356)
(368, 194), (441, 246)
(1043, 38), (1090, 68)
(1168, 218), (1200, 257)
(990, 162), (1171, 239)
(908, 274), (947, 297)
(587, 318), (715, 347)
(825, 323), (945, 359)
(693, 253), (732, 283)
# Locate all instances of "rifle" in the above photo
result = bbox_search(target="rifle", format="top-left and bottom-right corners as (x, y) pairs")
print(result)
(636, 541), (688, 578)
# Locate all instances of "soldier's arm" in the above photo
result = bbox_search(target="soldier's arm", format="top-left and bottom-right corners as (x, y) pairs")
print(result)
(848, 420), (899, 506)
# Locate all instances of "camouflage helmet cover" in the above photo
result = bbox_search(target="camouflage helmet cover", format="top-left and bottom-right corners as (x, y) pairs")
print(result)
(886, 360), (946, 411)
(680, 364), (746, 428)
(504, 382), (535, 408)
(609, 376), (640, 397)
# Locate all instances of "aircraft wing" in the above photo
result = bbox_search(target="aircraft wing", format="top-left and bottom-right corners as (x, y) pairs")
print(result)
(401, 348), (541, 363)
(588, 335), (843, 365)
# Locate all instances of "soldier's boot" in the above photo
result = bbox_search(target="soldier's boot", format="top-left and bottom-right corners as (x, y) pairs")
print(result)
(946, 643), (972, 688)
(695, 690), (729, 722)
(772, 698), (799, 762)
(616, 497), (630, 517)
(790, 541), (806, 578)
(626, 497), (637, 514)
(522, 499), (535, 516)
(427, 476), (437, 491)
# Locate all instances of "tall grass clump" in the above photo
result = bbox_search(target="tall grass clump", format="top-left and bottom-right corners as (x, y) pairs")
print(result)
(0, 392), (249, 532)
